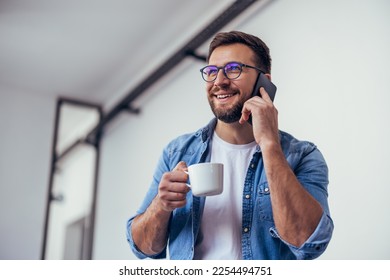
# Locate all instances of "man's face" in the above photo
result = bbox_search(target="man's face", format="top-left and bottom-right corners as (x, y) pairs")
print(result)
(206, 43), (259, 123)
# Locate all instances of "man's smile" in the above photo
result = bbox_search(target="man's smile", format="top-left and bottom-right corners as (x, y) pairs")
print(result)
(215, 93), (234, 99)
(212, 88), (240, 103)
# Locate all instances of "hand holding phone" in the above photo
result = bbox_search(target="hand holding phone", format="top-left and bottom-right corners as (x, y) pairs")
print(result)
(247, 73), (277, 125)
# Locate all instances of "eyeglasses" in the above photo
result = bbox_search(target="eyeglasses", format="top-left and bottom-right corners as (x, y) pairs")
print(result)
(199, 61), (264, 82)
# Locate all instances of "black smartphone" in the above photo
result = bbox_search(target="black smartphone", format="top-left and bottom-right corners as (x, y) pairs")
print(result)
(248, 73), (277, 124)
(252, 72), (277, 101)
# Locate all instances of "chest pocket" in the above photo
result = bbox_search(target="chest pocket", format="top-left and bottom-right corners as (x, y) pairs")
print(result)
(255, 182), (274, 221)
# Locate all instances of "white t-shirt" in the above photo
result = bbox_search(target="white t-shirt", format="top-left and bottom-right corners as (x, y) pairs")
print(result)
(193, 132), (257, 259)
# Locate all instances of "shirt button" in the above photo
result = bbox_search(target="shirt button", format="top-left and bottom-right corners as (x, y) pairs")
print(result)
(243, 227), (249, 233)
(264, 187), (269, 192)
(250, 163), (255, 169)
(245, 194), (250, 199)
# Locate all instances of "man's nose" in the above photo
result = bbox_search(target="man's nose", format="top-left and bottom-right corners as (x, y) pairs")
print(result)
(213, 69), (229, 86)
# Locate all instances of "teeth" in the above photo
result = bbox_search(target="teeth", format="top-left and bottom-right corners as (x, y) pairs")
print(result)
(216, 94), (232, 99)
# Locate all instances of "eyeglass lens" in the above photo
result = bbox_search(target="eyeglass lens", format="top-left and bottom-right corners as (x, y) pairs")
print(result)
(202, 62), (242, 81)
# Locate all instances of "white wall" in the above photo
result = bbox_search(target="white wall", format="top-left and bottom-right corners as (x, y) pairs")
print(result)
(0, 88), (55, 259)
(241, 0), (390, 259)
(94, 0), (390, 260)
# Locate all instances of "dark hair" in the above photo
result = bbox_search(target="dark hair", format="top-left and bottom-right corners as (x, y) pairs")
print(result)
(208, 30), (272, 73)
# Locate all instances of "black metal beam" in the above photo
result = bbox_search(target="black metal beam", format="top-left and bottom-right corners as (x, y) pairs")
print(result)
(41, 98), (102, 260)
(86, 106), (103, 260)
(41, 98), (62, 260)
(56, 97), (101, 109)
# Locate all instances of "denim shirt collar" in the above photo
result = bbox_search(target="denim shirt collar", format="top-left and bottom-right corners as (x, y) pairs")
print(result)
(200, 118), (217, 143)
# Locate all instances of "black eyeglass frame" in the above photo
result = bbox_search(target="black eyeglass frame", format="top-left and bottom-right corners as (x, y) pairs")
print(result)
(199, 61), (265, 82)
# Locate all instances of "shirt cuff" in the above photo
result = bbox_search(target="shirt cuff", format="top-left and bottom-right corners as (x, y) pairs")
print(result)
(126, 217), (167, 259)
(269, 211), (334, 259)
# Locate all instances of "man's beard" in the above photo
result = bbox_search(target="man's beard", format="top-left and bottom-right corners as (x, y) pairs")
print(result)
(209, 94), (245, 124)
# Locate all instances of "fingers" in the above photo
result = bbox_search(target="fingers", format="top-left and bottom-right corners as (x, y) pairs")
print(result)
(239, 106), (251, 124)
(159, 183), (188, 201)
(259, 87), (272, 102)
(173, 161), (188, 172)
(159, 175), (189, 193)
(238, 91), (264, 124)
(239, 87), (274, 124)
(157, 162), (190, 212)
(158, 181), (189, 211)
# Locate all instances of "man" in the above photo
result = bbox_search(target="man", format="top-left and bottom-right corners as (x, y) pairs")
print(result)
(126, 31), (333, 260)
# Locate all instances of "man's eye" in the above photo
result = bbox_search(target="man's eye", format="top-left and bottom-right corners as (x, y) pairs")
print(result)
(206, 68), (217, 75)
(226, 65), (241, 72)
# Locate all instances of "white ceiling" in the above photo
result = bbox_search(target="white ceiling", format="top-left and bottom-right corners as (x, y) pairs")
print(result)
(0, 0), (247, 108)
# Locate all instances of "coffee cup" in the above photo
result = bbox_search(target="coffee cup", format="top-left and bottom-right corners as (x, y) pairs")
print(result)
(186, 162), (223, 196)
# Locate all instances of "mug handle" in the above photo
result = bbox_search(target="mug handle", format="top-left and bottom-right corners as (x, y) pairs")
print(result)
(183, 171), (191, 188)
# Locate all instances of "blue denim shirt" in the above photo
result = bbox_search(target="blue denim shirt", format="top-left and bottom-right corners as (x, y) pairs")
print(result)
(126, 118), (334, 260)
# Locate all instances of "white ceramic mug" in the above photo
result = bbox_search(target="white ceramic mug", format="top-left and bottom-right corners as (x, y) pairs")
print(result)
(186, 162), (223, 196)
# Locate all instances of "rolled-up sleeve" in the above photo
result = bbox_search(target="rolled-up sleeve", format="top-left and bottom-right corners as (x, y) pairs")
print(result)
(126, 215), (167, 259)
(275, 137), (334, 259)
(270, 211), (334, 259)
